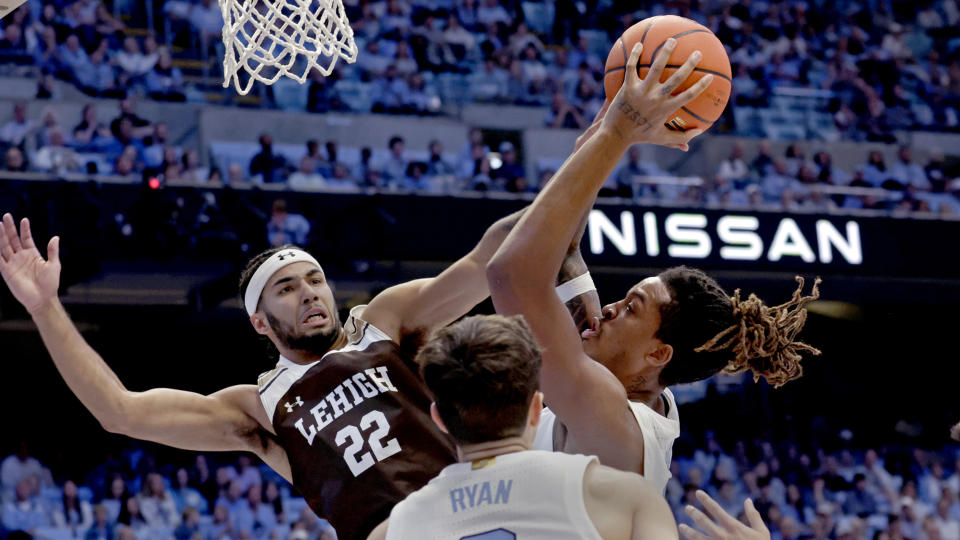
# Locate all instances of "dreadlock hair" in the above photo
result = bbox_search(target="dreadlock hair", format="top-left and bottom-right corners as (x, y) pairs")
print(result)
(416, 314), (541, 445)
(656, 266), (820, 388)
(238, 244), (301, 310)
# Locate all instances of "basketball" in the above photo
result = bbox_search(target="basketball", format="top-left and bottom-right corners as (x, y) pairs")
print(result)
(603, 15), (732, 132)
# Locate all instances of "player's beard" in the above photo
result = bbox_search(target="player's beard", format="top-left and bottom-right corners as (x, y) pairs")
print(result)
(265, 308), (341, 355)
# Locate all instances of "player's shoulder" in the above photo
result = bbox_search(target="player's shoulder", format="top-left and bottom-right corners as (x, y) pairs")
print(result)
(583, 460), (660, 507)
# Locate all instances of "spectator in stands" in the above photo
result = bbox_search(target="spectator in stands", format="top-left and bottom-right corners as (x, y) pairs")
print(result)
(179, 150), (204, 182)
(77, 42), (124, 98)
(717, 142), (750, 184)
(115, 36), (156, 86)
(613, 146), (661, 198)
(110, 99), (152, 139)
(249, 133), (285, 183)
(544, 91), (584, 129)
(172, 507), (200, 540)
(266, 199), (310, 246)
(189, 457), (216, 513)
(1, 442), (47, 505)
(492, 141), (525, 190)
(355, 40), (391, 78)
(284, 157), (324, 189)
(469, 58), (508, 101)
(862, 150), (890, 187)
(0, 103), (36, 148)
(3, 147), (28, 172)
(203, 505), (233, 540)
(234, 457), (260, 496)
(33, 26), (60, 72)
(225, 163), (247, 186)
(142, 123), (173, 170)
(399, 161), (430, 191)
(443, 15), (475, 62)
(924, 148), (948, 193)
(171, 468), (207, 515)
(54, 480), (94, 533)
(136, 472), (180, 529)
(372, 65), (412, 114)
(426, 140), (455, 178)
(34, 129), (81, 173)
(59, 33), (92, 81)
(405, 73), (439, 114)
(289, 507), (335, 540)
(101, 475), (128, 524)
(86, 504), (115, 540)
(457, 0), (480, 31)
(380, 135), (408, 184)
(323, 163), (361, 193)
(72, 105), (113, 152)
(392, 41), (418, 78)
(261, 483), (284, 527)
(476, 0), (510, 27)
(189, 0), (223, 46)
(0, 24), (30, 64)
(889, 146), (930, 190)
(2, 478), (48, 536)
(749, 141), (773, 176)
(232, 486), (275, 539)
(145, 47), (185, 102)
(841, 473), (878, 518)
(762, 159), (797, 203)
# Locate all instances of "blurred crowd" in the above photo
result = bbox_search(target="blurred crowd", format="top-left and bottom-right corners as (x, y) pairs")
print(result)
(1, 442), (336, 540)
(668, 432), (960, 540)
(2, 433), (958, 540)
(2, 99), (959, 219)
(0, 0), (958, 138)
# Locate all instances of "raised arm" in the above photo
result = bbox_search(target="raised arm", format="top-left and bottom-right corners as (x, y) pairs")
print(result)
(486, 40), (711, 470)
(0, 214), (291, 482)
(360, 207), (526, 342)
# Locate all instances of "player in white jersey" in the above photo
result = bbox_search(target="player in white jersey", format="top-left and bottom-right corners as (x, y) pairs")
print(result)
(368, 314), (679, 540)
(487, 40), (821, 494)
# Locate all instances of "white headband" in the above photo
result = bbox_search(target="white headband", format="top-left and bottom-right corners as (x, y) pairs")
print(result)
(244, 249), (323, 315)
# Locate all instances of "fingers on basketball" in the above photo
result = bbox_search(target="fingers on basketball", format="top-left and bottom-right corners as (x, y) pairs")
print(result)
(604, 15), (732, 133)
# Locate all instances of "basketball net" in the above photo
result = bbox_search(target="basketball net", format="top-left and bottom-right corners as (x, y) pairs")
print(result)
(219, 0), (359, 95)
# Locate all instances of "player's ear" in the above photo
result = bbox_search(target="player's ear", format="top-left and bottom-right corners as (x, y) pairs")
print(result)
(429, 402), (449, 434)
(648, 343), (673, 368)
(250, 313), (270, 336)
(528, 392), (543, 427)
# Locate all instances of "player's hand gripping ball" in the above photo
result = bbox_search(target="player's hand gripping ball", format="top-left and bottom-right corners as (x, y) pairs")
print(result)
(604, 15), (732, 133)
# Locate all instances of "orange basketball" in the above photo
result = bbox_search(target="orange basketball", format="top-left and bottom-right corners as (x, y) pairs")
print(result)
(603, 15), (732, 133)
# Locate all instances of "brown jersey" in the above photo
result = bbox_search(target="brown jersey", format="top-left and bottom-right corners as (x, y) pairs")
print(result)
(258, 309), (457, 539)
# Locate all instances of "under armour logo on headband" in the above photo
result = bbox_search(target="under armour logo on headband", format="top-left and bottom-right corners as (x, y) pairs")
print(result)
(277, 251), (297, 261)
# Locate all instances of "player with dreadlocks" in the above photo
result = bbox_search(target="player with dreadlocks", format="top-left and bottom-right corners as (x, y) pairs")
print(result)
(487, 39), (821, 494)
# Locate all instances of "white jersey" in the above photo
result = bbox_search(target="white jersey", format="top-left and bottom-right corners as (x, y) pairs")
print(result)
(385, 451), (602, 540)
(533, 388), (680, 494)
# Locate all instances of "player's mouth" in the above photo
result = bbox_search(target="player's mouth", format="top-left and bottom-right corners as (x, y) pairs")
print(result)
(581, 317), (601, 340)
(301, 307), (330, 328)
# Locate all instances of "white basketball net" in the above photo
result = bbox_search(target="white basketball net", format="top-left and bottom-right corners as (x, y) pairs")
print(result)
(219, 0), (359, 95)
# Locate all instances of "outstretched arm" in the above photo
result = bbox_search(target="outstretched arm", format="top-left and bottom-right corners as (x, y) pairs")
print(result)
(487, 40), (711, 471)
(0, 214), (291, 481)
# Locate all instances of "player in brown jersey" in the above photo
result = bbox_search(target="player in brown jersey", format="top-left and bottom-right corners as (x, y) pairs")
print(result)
(0, 208), (591, 539)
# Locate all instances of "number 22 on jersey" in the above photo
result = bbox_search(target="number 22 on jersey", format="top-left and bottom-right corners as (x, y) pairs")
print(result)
(335, 410), (401, 476)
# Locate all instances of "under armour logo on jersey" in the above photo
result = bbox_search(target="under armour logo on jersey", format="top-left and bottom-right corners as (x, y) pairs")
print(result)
(284, 396), (304, 412)
(277, 251), (297, 261)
